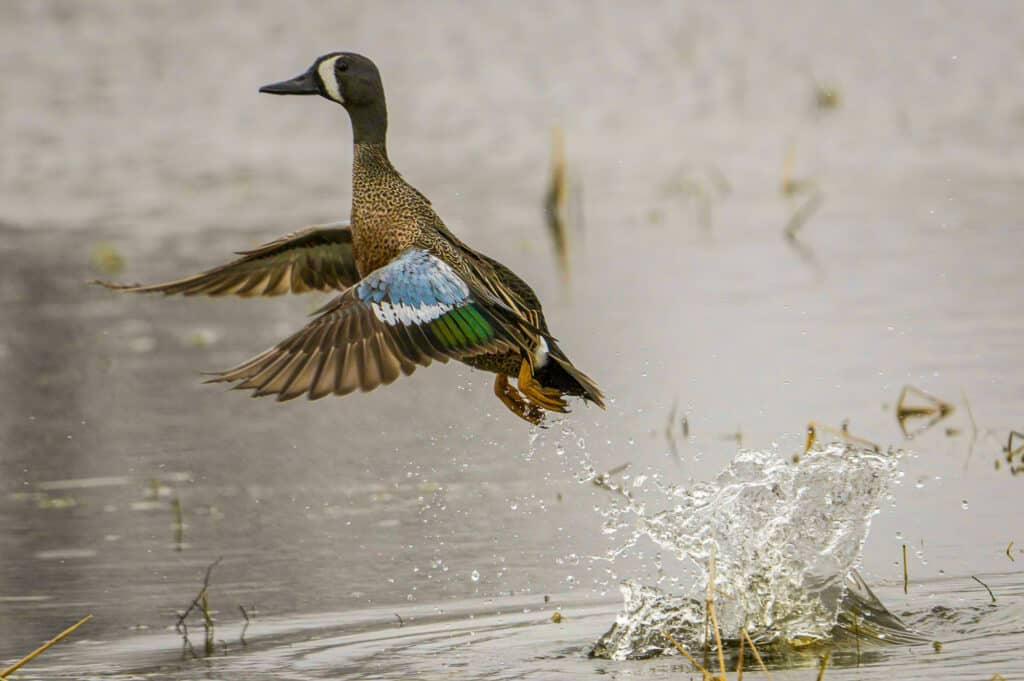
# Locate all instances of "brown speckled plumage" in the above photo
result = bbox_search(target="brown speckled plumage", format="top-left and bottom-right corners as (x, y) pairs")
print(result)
(94, 51), (604, 425)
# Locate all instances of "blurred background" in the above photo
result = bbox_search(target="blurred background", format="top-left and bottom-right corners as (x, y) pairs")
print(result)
(0, 1), (1022, 678)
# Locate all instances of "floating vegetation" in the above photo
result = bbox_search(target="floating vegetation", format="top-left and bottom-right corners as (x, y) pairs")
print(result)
(1001, 430), (1024, 475)
(895, 385), (954, 438)
(720, 427), (743, 446)
(551, 611), (563, 624)
(0, 614), (93, 678)
(814, 83), (842, 111)
(780, 148), (824, 258)
(804, 421), (879, 454)
(1006, 542), (1015, 562)
(543, 126), (571, 280)
(784, 191), (824, 241)
(171, 496), (184, 551)
(664, 165), (731, 231)
(962, 390), (979, 465)
(664, 398), (689, 458)
(176, 557), (222, 657)
(89, 242), (125, 276)
(781, 147), (816, 198)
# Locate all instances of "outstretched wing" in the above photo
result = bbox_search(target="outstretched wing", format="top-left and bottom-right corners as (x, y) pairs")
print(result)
(208, 248), (518, 401)
(93, 222), (359, 297)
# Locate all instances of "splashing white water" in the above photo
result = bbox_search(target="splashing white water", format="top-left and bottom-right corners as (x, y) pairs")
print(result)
(591, 443), (901, 660)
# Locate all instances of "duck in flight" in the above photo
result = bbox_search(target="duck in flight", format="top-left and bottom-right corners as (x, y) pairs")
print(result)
(97, 52), (604, 425)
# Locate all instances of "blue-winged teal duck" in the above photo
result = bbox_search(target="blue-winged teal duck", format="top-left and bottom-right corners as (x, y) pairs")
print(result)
(98, 52), (604, 425)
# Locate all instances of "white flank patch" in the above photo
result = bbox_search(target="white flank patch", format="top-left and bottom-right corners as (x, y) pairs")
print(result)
(317, 56), (344, 103)
(371, 300), (453, 326)
(534, 336), (549, 366)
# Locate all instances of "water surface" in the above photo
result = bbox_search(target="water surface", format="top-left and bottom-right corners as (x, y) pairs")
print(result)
(1, 2), (1022, 679)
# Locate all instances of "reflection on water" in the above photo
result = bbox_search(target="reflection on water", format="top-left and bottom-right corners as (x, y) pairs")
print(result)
(2, 1), (1024, 679)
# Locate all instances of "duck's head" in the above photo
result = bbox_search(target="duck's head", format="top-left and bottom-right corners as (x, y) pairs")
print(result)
(260, 52), (387, 143)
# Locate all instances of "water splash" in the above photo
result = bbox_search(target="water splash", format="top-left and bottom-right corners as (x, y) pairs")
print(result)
(591, 443), (906, 660)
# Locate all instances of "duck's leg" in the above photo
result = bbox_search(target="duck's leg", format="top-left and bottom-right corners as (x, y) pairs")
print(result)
(517, 358), (569, 413)
(494, 373), (544, 425)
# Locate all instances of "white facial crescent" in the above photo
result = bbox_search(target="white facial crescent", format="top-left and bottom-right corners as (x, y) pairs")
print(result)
(317, 56), (344, 103)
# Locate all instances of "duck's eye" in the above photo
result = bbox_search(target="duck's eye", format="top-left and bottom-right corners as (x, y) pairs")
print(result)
(336, 61), (348, 73)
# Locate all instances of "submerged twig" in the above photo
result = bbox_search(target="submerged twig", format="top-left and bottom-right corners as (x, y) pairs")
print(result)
(0, 615), (93, 679)
(972, 575), (996, 603)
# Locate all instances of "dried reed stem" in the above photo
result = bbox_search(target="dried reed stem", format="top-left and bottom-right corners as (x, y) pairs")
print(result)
(660, 629), (711, 680)
(902, 544), (909, 594)
(0, 614), (93, 678)
(741, 628), (772, 680)
(815, 650), (831, 681)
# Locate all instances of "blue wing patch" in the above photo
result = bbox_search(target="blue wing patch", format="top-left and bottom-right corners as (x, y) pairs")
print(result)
(355, 249), (495, 349)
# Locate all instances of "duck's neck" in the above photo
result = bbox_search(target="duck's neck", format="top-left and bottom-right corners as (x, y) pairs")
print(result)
(352, 142), (396, 185)
(347, 100), (388, 146)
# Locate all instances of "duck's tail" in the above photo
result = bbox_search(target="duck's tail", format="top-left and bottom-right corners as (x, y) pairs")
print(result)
(534, 339), (605, 408)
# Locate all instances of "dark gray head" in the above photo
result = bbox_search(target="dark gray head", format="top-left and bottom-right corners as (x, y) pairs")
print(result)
(260, 52), (387, 144)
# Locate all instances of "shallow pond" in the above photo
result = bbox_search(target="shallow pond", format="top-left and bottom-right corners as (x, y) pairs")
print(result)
(1, 2), (1022, 679)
